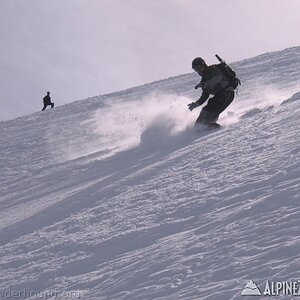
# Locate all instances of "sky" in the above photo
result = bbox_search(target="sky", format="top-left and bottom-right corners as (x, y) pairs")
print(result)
(0, 0), (300, 121)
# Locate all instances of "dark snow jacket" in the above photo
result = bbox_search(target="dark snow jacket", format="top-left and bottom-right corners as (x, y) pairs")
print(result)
(195, 65), (234, 106)
(43, 95), (51, 105)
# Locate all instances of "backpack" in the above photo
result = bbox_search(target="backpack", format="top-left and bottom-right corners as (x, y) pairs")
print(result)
(215, 54), (241, 89)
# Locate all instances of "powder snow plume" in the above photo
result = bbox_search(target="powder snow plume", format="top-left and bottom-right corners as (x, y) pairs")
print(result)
(84, 93), (194, 157)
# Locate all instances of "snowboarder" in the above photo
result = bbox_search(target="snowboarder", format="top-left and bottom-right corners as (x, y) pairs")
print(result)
(42, 91), (54, 111)
(188, 56), (238, 127)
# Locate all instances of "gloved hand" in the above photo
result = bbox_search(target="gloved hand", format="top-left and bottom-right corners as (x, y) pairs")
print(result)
(195, 83), (202, 90)
(188, 102), (197, 111)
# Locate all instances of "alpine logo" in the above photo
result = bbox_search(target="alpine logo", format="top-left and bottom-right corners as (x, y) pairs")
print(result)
(241, 280), (262, 296)
(241, 279), (300, 296)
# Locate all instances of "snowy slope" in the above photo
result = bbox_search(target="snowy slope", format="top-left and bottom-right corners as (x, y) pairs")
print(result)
(0, 47), (300, 300)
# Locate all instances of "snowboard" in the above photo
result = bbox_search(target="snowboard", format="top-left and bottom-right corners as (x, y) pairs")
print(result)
(195, 122), (222, 133)
(207, 123), (222, 129)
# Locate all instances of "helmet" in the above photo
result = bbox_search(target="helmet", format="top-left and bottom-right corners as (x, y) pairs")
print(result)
(192, 57), (206, 69)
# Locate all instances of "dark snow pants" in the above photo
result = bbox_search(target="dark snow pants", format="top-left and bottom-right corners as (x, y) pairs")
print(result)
(42, 102), (54, 111)
(196, 90), (234, 124)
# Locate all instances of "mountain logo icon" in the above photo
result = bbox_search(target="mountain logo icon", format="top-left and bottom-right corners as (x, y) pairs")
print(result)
(241, 280), (262, 296)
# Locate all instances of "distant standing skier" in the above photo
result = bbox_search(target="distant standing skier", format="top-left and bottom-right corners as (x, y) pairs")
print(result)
(188, 57), (238, 126)
(42, 91), (54, 111)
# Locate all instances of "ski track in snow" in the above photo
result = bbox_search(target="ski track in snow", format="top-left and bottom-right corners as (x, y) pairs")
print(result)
(0, 47), (300, 299)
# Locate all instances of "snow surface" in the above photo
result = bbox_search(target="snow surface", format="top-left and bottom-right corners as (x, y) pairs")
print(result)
(0, 46), (300, 299)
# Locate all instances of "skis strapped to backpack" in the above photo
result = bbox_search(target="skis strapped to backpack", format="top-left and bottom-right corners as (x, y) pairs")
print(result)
(215, 54), (241, 89)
